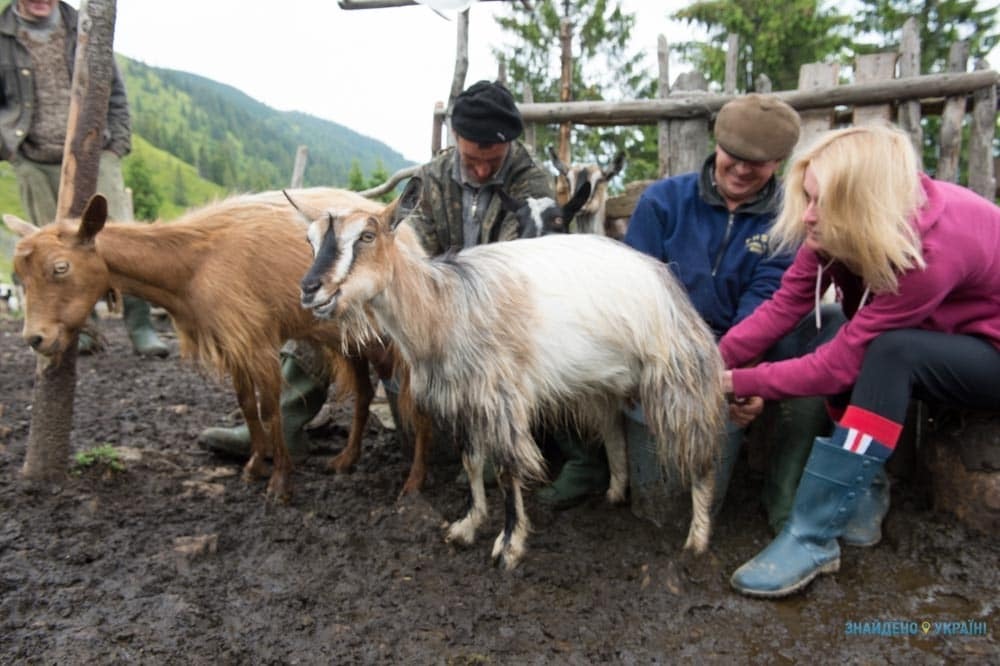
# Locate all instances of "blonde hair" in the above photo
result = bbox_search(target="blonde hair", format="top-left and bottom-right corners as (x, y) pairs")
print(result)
(772, 124), (926, 294)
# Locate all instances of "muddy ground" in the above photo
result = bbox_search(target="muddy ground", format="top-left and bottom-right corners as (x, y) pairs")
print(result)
(0, 314), (997, 664)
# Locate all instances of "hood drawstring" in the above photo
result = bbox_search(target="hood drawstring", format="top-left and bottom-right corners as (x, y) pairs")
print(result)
(815, 259), (835, 329)
(815, 259), (871, 329)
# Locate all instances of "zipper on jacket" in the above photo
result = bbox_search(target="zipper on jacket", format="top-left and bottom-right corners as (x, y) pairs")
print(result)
(711, 213), (735, 276)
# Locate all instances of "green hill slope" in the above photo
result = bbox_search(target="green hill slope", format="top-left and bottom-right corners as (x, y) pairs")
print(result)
(0, 56), (414, 283)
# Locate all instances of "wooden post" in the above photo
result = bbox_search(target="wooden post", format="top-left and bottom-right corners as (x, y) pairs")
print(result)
(668, 71), (709, 176)
(22, 0), (117, 482)
(431, 100), (444, 156)
(936, 42), (969, 183)
(522, 85), (536, 155)
(290, 145), (309, 188)
(656, 34), (670, 178)
(724, 33), (739, 94)
(442, 8), (470, 152)
(853, 53), (897, 125)
(556, 16), (573, 202)
(795, 62), (839, 152)
(898, 18), (924, 160)
(968, 58), (997, 200)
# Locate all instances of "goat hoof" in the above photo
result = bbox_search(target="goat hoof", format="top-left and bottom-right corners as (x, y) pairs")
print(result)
(605, 486), (627, 505)
(443, 520), (475, 547)
(242, 454), (269, 481)
(326, 451), (359, 474)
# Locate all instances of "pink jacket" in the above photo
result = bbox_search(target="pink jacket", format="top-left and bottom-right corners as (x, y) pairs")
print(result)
(721, 175), (1000, 400)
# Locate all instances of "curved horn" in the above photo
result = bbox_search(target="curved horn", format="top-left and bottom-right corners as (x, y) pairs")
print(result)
(547, 145), (569, 176)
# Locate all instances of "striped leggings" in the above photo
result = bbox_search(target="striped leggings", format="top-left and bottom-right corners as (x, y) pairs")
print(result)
(838, 329), (1000, 457)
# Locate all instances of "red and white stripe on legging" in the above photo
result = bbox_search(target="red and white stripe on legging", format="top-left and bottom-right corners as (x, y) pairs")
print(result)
(839, 405), (903, 451)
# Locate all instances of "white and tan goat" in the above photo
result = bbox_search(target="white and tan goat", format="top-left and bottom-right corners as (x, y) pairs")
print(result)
(297, 205), (727, 570)
(548, 147), (625, 236)
(7, 188), (432, 500)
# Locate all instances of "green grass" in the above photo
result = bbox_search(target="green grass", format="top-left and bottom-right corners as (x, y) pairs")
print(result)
(72, 444), (125, 475)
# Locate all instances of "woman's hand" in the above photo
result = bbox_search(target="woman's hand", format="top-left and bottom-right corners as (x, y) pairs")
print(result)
(729, 396), (765, 428)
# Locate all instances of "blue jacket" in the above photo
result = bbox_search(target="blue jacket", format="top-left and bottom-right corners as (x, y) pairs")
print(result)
(624, 155), (791, 338)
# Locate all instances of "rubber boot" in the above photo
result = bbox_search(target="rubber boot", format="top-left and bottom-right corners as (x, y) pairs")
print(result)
(761, 396), (832, 534)
(730, 437), (884, 598)
(78, 310), (102, 355)
(122, 294), (169, 358)
(536, 429), (609, 510)
(841, 467), (890, 547)
(198, 355), (328, 461)
(711, 421), (744, 516)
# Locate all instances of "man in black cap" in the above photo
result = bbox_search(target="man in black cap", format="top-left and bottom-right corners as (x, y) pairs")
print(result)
(400, 80), (554, 253)
(201, 80), (555, 467)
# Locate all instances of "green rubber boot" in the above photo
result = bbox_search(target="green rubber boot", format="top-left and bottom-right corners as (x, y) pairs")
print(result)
(712, 421), (745, 516)
(761, 396), (832, 534)
(122, 295), (169, 358)
(198, 355), (328, 461)
(536, 429), (609, 510)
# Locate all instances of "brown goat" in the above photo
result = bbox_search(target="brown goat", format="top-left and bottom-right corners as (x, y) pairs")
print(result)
(6, 188), (433, 499)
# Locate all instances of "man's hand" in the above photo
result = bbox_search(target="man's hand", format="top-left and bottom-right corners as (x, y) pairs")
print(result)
(729, 395), (764, 428)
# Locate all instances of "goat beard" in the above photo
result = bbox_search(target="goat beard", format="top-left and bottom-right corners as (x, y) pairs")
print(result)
(336, 303), (384, 356)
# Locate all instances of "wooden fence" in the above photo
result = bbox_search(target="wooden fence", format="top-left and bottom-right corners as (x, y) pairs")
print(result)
(431, 19), (998, 208)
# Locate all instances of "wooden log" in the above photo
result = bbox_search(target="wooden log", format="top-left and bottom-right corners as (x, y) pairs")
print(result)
(668, 71), (709, 177)
(796, 62), (839, 151)
(522, 85), (536, 155)
(968, 59), (997, 200)
(937, 42), (970, 183)
(898, 18), (924, 159)
(290, 145), (308, 188)
(656, 34), (669, 178)
(23, 0), (117, 482)
(724, 33), (738, 95)
(853, 53), (897, 126)
(429, 70), (999, 127)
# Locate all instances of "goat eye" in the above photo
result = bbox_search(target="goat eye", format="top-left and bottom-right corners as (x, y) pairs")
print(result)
(360, 231), (376, 243)
(53, 260), (69, 276)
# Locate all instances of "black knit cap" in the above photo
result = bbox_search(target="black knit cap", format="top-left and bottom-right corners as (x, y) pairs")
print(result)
(451, 80), (524, 144)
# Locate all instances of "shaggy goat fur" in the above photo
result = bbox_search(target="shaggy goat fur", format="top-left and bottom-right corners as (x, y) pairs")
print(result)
(299, 205), (727, 570)
(7, 188), (432, 499)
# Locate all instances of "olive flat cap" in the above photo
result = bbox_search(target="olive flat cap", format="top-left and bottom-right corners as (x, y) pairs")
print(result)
(714, 94), (801, 162)
(451, 80), (524, 144)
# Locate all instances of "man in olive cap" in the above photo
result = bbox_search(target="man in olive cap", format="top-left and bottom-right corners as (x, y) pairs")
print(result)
(622, 94), (888, 543)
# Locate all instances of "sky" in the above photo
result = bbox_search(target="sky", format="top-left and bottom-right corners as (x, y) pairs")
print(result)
(107, 0), (699, 164)
(82, 1), (997, 166)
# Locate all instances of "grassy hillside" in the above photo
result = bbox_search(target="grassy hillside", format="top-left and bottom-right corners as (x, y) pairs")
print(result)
(0, 55), (413, 284)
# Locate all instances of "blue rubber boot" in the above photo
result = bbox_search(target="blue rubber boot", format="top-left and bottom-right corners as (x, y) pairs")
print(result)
(841, 467), (890, 547)
(730, 437), (884, 598)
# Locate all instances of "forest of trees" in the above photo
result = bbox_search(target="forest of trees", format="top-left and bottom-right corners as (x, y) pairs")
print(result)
(492, 0), (998, 184)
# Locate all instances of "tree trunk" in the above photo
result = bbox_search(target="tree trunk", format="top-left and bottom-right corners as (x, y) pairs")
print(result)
(22, 0), (117, 482)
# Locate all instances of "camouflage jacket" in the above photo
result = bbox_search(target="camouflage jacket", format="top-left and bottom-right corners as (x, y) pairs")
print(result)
(400, 141), (553, 256)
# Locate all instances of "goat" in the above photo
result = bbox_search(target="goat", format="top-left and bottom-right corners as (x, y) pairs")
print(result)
(548, 146), (625, 236)
(297, 204), (727, 570)
(6, 188), (433, 500)
(496, 180), (592, 238)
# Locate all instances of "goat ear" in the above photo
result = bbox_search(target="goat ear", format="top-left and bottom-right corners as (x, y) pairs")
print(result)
(497, 188), (524, 214)
(282, 189), (324, 223)
(2, 213), (39, 238)
(564, 181), (593, 218)
(548, 145), (569, 175)
(604, 151), (626, 179)
(78, 194), (108, 245)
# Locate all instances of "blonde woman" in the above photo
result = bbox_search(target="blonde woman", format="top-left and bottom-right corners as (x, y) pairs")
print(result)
(720, 124), (1000, 598)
